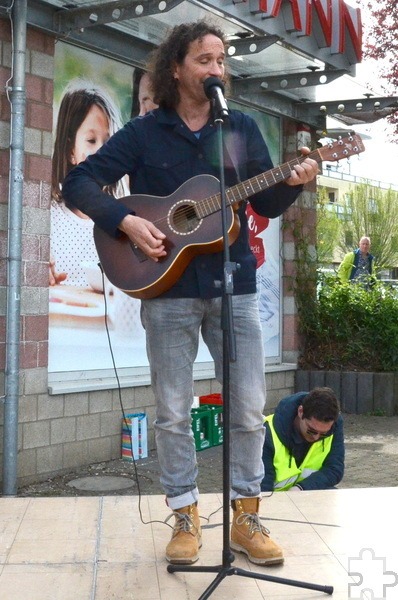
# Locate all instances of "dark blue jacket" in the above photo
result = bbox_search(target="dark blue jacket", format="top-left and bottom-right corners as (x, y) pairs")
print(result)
(261, 392), (345, 491)
(349, 248), (375, 280)
(62, 107), (302, 298)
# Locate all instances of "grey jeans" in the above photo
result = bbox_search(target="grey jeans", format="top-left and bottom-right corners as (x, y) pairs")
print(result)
(141, 294), (266, 509)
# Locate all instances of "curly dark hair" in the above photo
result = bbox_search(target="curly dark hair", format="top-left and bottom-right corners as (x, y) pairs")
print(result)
(301, 387), (340, 423)
(147, 20), (229, 109)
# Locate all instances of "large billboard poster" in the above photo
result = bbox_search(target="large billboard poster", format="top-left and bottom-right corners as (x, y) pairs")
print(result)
(48, 44), (281, 377)
(48, 43), (147, 374)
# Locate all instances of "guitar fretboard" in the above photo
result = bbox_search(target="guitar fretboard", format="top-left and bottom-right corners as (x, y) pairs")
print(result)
(195, 150), (321, 219)
(190, 133), (364, 220)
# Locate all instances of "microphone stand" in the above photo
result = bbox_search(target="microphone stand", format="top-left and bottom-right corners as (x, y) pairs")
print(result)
(167, 98), (333, 599)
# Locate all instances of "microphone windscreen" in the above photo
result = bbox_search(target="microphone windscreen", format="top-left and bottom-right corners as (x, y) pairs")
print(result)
(203, 77), (225, 99)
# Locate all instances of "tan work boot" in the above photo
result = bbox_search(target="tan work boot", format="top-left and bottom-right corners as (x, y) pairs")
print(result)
(230, 497), (284, 565)
(165, 503), (202, 564)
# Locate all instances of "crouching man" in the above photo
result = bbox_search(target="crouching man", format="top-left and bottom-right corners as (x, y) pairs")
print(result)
(261, 387), (344, 492)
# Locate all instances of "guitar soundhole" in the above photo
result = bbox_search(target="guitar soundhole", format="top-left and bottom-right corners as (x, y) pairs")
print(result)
(169, 200), (201, 236)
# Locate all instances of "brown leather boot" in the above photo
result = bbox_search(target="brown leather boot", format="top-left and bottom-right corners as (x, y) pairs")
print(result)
(230, 497), (284, 565)
(165, 503), (202, 564)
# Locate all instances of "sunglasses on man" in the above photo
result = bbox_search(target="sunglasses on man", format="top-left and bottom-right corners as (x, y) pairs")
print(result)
(302, 417), (333, 438)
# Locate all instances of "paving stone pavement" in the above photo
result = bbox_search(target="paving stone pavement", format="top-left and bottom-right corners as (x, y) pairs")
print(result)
(17, 413), (398, 497)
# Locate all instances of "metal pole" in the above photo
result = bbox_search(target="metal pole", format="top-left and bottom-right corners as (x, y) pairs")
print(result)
(2, 0), (27, 496)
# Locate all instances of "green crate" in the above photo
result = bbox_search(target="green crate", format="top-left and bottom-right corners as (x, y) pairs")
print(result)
(191, 406), (212, 451)
(208, 405), (223, 446)
(200, 404), (223, 446)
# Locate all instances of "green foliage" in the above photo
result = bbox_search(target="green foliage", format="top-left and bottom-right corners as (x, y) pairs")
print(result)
(54, 43), (134, 124)
(317, 182), (398, 270)
(316, 187), (342, 264)
(340, 184), (398, 269)
(287, 211), (398, 373)
(299, 274), (398, 372)
(368, 409), (387, 417)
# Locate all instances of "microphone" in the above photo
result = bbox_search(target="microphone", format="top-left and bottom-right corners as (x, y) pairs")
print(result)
(203, 77), (229, 119)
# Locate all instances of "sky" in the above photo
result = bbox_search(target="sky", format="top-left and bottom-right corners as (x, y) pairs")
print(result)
(324, 0), (398, 186)
(344, 120), (398, 186)
(321, 60), (398, 186)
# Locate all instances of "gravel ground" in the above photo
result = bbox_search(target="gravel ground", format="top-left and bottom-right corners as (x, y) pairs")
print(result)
(17, 414), (398, 497)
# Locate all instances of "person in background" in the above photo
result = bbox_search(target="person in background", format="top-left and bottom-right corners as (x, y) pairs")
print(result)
(62, 20), (319, 567)
(50, 79), (129, 286)
(337, 236), (375, 285)
(261, 388), (344, 492)
(138, 71), (158, 116)
(130, 68), (158, 118)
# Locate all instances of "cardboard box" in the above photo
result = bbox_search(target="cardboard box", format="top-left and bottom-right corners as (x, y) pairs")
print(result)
(122, 413), (148, 461)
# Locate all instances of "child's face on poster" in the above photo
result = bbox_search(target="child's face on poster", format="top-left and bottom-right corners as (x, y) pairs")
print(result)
(70, 104), (110, 165)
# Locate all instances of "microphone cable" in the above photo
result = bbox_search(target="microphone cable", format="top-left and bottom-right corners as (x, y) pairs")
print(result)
(99, 263), (174, 530)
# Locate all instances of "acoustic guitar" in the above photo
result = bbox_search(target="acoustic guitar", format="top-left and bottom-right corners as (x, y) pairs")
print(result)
(94, 134), (365, 299)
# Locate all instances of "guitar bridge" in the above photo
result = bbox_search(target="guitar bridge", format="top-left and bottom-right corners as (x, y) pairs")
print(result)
(130, 241), (148, 263)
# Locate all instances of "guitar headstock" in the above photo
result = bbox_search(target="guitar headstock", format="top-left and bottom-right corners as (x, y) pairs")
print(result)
(318, 134), (365, 163)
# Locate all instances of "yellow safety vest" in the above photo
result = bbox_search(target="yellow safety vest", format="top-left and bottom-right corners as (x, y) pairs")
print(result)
(264, 414), (334, 491)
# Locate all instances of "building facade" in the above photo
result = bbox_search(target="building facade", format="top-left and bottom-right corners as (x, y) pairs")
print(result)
(1, 0), (379, 487)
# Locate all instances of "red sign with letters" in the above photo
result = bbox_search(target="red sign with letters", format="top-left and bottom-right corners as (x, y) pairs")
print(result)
(254, 0), (362, 62)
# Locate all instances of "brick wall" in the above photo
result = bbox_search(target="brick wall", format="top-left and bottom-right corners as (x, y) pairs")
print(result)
(0, 19), (53, 375)
(281, 119), (318, 363)
(282, 194), (317, 362)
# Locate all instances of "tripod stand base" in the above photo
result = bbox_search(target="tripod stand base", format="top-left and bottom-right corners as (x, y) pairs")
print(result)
(167, 562), (334, 600)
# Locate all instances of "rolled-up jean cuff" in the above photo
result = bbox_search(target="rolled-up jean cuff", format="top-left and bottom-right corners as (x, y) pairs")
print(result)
(167, 487), (199, 510)
(230, 491), (261, 501)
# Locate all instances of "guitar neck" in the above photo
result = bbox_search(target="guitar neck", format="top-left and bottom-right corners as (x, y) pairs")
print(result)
(227, 149), (322, 206)
(193, 134), (364, 219)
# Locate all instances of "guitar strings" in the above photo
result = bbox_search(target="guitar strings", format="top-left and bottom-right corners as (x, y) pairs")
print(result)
(130, 152), (320, 231)
(128, 137), (361, 232)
